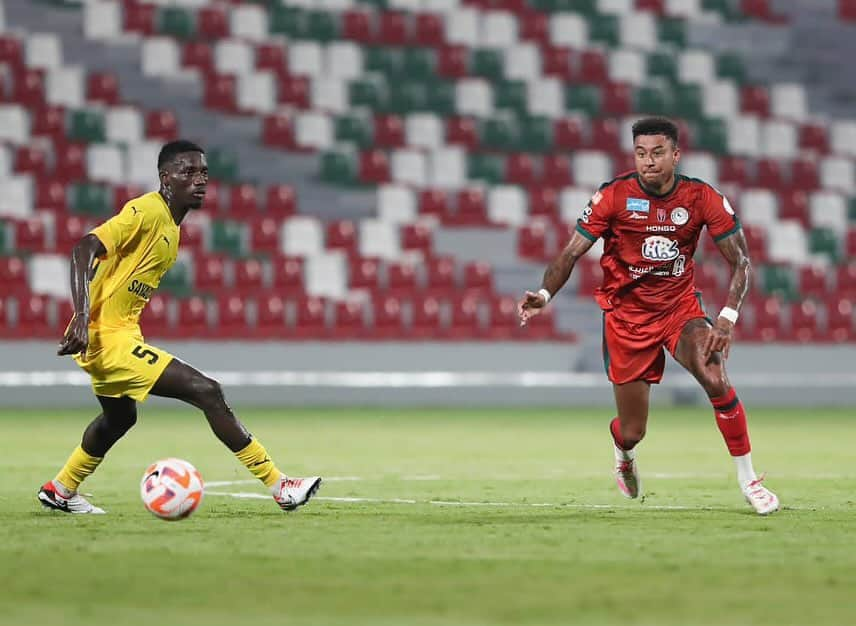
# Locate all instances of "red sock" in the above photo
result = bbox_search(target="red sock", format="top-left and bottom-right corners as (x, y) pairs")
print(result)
(610, 417), (632, 450)
(710, 388), (751, 456)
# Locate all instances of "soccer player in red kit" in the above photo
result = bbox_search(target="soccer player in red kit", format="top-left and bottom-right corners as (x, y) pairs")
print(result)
(518, 117), (779, 515)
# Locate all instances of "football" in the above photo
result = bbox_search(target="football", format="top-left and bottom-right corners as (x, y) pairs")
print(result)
(140, 458), (204, 521)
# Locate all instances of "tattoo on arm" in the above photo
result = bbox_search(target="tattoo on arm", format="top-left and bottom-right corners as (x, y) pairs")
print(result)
(715, 230), (751, 312)
(70, 234), (107, 317)
(541, 231), (595, 296)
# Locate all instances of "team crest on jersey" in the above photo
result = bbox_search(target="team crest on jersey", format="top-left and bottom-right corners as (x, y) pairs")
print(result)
(657, 208), (667, 223)
(626, 198), (650, 214)
(641, 236), (680, 262)
(670, 207), (689, 226)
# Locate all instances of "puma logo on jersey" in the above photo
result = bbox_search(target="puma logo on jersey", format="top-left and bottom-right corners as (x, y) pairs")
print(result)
(162, 235), (170, 246)
(641, 236), (680, 261)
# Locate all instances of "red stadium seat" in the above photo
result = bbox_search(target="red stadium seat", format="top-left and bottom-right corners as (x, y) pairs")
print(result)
(529, 187), (560, 219)
(262, 114), (297, 149)
(32, 105), (65, 140)
(836, 263), (856, 299)
(387, 261), (419, 296)
(374, 114), (406, 148)
(718, 156), (750, 186)
(542, 155), (574, 189)
(841, 0), (856, 20)
(255, 44), (288, 76)
(215, 294), (248, 338)
(542, 47), (574, 81)
(825, 296), (855, 341)
(0, 35), (23, 68)
(233, 258), (266, 296)
(755, 158), (785, 190)
(0, 296), (10, 337)
(401, 223), (433, 255)
(55, 215), (91, 253)
(579, 51), (608, 84)
(636, 0), (665, 13)
(56, 298), (74, 335)
(124, 2), (156, 35)
(349, 257), (380, 292)
(602, 83), (632, 116)
(846, 228), (856, 259)
(589, 118), (621, 152)
(576, 257), (602, 297)
(749, 296), (784, 342)
(447, 296), (482, 339)
(332, 299), (368, 339)
(790, 159), (819, 191)
(376, 12), (410, 45)
(180, 218), (206, 254)
(203, 75), (237, 113)
(292, 296), (327, 339)
(519, 11), (549, 46)
(359, 150), (390, 184)
(486, 295), (517, 339)
(419, 189), (450, 218)
(255, 294), (288, 337)
(249, 217), (279, 254)
(799, 123), (829, 154)
(372, 294), (405, 338)
(342, 10), (372, 43)
(13, 68), (45, 108)
(194, 255), (228, 293)
(14, 146), (48, 178)
(271, 255), (305, 296)
(446, 116), (479, 150)
(36, 179), (67, 213)
(505, 153), (537, 186)
(517, 222), (549, 262)
(462, 261), (493, 296)
(742, 225), (768, 263)
(694, 262), (723, 295)
(326, 220), (359, 256)
(182, 42), (214, 74)
(437, 46), (468, 78)
(741, 0), (788, 23)
(740, 85), (770, 117)
(176, 296), (210, 338)
(411, 295), (444, 339)
(523, 301), (558, 340)
(201, 180), (223, 212)
(146, 110), (179, 141)
(18, 294), (53, 338)
(278, 76), (310, 109)
(86, 72), (120, 105)
(198, 6), (229, 40)
(414, 13), (445, 47)
(790, 299), (820, 342)
(14, 216), (49, 253)
(0, 256), (28, 297)
(448, 189), (488, 226)
(425, 256), (456, 298)
(779, 190), (809, 227)
(113, 184), (144, 209)
(266, 185), (297, 217)
(229, 184), (260, 218)
(554, 118), (584, 150)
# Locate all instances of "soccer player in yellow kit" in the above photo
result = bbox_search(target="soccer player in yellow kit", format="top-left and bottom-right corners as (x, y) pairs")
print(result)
(38, 140), (321, 514)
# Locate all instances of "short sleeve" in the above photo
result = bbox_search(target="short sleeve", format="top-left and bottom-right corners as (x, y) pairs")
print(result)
(575, 185), (616, 242)
(90, 202), (152, 258)
(703, 185), (741, 242)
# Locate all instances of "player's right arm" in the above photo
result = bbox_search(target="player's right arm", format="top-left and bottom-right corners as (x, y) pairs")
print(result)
(57, 234), (107, 356)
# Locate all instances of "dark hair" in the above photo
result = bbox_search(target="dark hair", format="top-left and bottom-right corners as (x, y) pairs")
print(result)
(157, 140), (204, 170)
(632, 117), (679, 147)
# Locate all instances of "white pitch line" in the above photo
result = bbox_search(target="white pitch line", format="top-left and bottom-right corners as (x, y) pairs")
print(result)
(205, 490), (815, 511)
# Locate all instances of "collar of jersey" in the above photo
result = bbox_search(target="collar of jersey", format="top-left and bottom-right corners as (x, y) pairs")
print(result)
(153, 191), (179, 227)
(634, 173), (680, 199)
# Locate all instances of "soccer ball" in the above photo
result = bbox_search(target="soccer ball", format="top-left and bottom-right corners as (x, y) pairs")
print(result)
(140, 458), (204, 521)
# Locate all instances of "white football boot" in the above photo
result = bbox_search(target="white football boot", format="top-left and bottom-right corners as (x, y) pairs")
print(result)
(38, 481), (106, 514)
(742, 475), (779, 515)
(272, 475), (322, 511)
(613, 444), (642, 499)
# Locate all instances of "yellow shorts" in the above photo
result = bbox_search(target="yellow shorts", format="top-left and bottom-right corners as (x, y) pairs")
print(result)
(73, 330), (174, 401)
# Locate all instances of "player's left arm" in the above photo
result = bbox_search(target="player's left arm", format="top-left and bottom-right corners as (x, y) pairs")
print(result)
(707, 228), (751, 359)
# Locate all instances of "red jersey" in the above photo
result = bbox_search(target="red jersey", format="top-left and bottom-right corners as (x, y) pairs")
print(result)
(575, 172), (740, 322)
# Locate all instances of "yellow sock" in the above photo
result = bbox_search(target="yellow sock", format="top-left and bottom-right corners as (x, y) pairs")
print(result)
(235, 438), (282, 488)
(55, 445), (103, 492)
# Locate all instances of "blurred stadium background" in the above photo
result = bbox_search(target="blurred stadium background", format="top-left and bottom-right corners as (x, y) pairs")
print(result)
(0, 0), (854, 407)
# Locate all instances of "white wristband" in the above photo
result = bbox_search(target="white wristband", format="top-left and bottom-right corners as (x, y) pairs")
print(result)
(538, 288), (552, 304)
(718, 306), (739, 324)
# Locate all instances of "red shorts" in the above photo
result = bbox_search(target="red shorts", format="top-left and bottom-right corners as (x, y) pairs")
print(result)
(601, 292), (710, 385)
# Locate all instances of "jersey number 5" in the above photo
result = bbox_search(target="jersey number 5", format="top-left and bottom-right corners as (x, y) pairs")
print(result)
(131, 345), (159, 365)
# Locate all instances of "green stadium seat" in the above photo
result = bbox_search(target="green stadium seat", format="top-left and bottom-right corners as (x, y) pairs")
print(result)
(67, 109), (106, 143)
(335, 114), (373, 148)
(71, 183), (111, 216)
(658, 18), (687, 47)
(320, 150), (357, 185)
(588, 15), (620, 47)
(159, 258), (192, 296)
(565, 86), (601, 117)
(399, 49), (436, 82)
(848, 197), (856, 222)
(716, 53), (747, 84)
(305, 10), (339, 41)
(349, 77), (386, 110)
(647, 52), (679, 83)
(269, 5), (303, 37)
(672, 84), (704, 120)
(635, 85), (673, 116)
(386, 83), (427, 114)
(159, 7), (195, 39)
(809, 228), (839, 262)
(426, 81), (456, 115)
(519, 116), (554, 153)
(0, 222), (7, 254)
(531, 0), (596, 14)
(761, 265), (798, 300)
(211, 220), (246, 256)
(494, 80), (527, 114)
(702, 0), (742, 20)
(207, 148), (239, 183)
(467, 154), (504, 185)
(357, 0), (387, 7)
(471, 49), (504, 81)
(695, 118), (728, 154)
(480, 116), (519, 151)
(365, 47), (400, 76)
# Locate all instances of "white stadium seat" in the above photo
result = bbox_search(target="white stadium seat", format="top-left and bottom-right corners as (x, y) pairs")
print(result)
(305, 251), (347, 299)
(281, 216), (323, 257)
(560, 187), (595, 224)
(326, 42), (364, 80)
(456, 79), (494, 117)
(444, 8), (479, 47)
(549, 13), (588, 48)
(391, 149), (428, 187)
(770, 83), (807, 121)
(84, 1), (122, 41)
(26, 33), (62, 70)
(666, 0), (703, 17)
(609, 49), (646, 86)
(294, 112), (334, 150)
(87, 144), (125, 184)
(0, 146), (10, 177)
(526, 78), (564, 118)
(702, 81), (739, 119)
(678, 50), (716, 85)
(429, 147), (467, 190)
(761, 120), (798, 159)
(29, 254), (70, 299)
(487, 186), (527, 226)
(45, 67), (84, 108)
(481, 11), (518, 48)
(739, 189), (778, 227)
(126, 142), (162, 189)
(141, 38), (181, 78)
(820, 157), (855, 194)
(598, 0), (633, 12)
(619, 13), (657, 51)
(0, 176), (34, 218)
(829, 120), (856, 158)
(0, 105), (29, 144)
(106, 106), (144, 144)
(767, 220), (809, 265)
(230, 5), (269, 42)
(726, 115), (761, 157)
(214, 40), (255, 76)
(289, 42), (324, 77)
(377, 185), (417, 225)
(572, 152), (612, 189)
(406, 113), (444, 150)
(311, 78), (348, 114)
(238, 71), (277, 114)
(504, 44), (540, 81)
(680, 153), (718, 187)
(359, 219), (401, 261)
(809, 191), (847, 233)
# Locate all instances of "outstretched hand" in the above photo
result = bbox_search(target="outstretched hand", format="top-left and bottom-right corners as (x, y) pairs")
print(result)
(58, 313), (89, 356)
(703, 317), (734, 359)
(517, 290), (548, 327)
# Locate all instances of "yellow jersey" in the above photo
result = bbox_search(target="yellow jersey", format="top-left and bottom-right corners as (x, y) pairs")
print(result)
(86, 191), (180, 332)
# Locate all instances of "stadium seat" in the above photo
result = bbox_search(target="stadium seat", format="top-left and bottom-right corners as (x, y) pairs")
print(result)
(146, 110), (178, 141)
(327, 220), (359, 256)
(517, 222), (550, 261)
(332, 299), (368, 340)
(194, 255), (228, 294)
(387, 261), (419, 297)
(789, 299), (820, 343)
(400, 223), (433, 256)
(86, 71), (119, 105)
(446, 296), (482, 339)
(825, 296), (855, 341)
(215, 294), (248, 338)
(233, 258), (265, 297)
(425, 256), (456, 298)
(349, 257), (381, 293)
(176, 296), (210, 338)
(17, 294), (53, 337)
(0, 255), (28, 297)
(411, 295), (444, 339)
(255, 294), (288, 338)
(14, 217), (48, 253)
(372, 294), (405, 339)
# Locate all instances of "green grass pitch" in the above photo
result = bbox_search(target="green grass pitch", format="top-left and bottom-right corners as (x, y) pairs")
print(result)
(1, 406), (854, 626)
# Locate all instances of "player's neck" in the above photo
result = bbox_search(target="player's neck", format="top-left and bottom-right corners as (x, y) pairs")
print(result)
(637, 173), (678, 198)
(158, 189), (190, 225)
